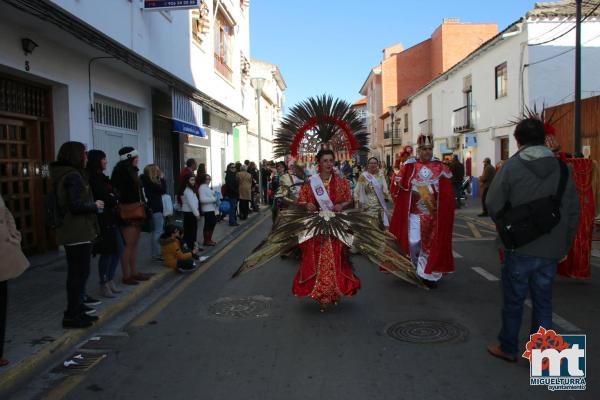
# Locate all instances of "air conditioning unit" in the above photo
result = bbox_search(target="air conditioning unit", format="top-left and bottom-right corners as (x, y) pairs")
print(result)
(446, 136), (459, 149)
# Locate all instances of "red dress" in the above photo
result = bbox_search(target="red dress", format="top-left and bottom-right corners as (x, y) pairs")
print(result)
(292, 174), (361, 304)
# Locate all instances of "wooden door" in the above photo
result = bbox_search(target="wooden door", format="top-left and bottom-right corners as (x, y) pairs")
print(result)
(0, 117), (42, 253)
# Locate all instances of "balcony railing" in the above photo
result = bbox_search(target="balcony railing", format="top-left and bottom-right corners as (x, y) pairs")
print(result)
(419, 119), (432, 136)
(453, 105), (473, 133)
(383, 130), (402, 145)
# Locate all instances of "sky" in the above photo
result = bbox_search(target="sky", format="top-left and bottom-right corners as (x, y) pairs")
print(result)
(250, 0), (533, 109)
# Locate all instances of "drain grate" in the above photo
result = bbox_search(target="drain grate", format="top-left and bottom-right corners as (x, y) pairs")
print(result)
(52, 351), (107, 375)
(80, 334), (129, 350)
(386, 320), (469, 344)
(207, 296), (271, 319)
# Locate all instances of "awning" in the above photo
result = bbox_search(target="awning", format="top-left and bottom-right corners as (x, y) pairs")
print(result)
(172, 89), (206, 137)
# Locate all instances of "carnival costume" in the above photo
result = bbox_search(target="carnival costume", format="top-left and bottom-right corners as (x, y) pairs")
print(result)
(355, 170), (391, 227)
(274, 164), (307, 207)
(389, 134), (455, 283)
(543, 113), (595, 279)
(233, 96), (424, 308)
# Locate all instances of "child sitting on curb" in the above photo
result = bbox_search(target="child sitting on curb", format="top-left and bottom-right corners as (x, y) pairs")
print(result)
(160, 224), (198, 273)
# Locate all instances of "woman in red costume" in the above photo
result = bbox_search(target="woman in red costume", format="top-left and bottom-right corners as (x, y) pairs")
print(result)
(390, 146), (414, 199)
(294, 148), (360, 311)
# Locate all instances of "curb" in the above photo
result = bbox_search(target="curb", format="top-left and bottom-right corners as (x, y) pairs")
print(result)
(0, 208), (269, 397)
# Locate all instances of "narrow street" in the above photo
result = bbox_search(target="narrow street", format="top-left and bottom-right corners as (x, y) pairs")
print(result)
(15, 209), (598, 400)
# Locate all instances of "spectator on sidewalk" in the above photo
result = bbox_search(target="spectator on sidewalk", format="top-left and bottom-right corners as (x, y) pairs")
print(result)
(449, 155), (465, 209)
(178, 159), (196, 188)
(87, 150), (124, 299)
(486, 116), (580, 363)
(248, 161), (260, 211)
(111, 147), (149, 286)
(160, 224), (198, 273)
(50, 142), (102, 328)
(238, 165), (252, 220)
(0, 192), (30, 366)
(179, 174), (201, 251)
(141, 164), (167, 262)
(195, 163), (207, 191)
(478, 158), (496, 217)
(225, 163), (239, 226)
(199, 174), (218, 246)
(260, 160), (270, 204)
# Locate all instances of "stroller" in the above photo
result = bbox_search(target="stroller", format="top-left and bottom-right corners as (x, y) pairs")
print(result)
(456, 176), (472, 207)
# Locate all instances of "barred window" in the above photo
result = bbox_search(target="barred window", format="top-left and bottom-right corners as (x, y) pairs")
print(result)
(94, 100), (138, 131)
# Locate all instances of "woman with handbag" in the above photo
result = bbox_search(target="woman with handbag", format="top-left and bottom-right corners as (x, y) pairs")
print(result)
(86, 150), (124, 298)
(199, 174), (218, 246)
(141, 164), (167, 262)
(178, 174), (201, 251)
(50, 142), (102, 328)
(111, 147), (149, 285)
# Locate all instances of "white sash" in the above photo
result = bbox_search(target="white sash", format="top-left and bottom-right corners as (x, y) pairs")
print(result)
(363, 172), (389, 226)
(309, 174), (334, 211)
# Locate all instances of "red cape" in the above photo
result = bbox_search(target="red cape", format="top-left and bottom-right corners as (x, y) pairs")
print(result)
(389, 160), (455, 274)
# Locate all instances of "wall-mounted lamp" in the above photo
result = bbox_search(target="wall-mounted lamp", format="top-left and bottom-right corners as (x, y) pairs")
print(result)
(21, 38), (38, 56)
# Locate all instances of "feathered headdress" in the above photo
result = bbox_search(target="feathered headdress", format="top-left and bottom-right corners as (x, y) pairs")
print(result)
(517, 105), (567, 152)
(273, 95), (369, 159)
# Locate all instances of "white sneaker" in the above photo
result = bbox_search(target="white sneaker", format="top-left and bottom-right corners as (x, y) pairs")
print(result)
(107, 280), (123, 294)
(99, 283), (115, 299)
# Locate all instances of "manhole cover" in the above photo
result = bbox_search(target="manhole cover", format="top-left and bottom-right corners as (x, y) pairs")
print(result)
(207, 296), (271, 319)
(387, 320), (469, 344)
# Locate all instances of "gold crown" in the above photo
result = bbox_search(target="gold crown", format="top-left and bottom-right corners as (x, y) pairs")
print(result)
(417, 134), (433, 148)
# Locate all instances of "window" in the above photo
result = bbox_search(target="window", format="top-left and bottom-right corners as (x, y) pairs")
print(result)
(94, 100), (138, 131)
(214, 10), (233, 81)
(495, 62), (507, 99)
(404, 113), (408, 132)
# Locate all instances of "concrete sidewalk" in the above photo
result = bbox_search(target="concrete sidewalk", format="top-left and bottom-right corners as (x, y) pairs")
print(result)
(0, 207), (269, 394)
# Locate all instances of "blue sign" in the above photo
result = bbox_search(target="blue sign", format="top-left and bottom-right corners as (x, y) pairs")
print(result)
(172, 119), (206, 137)
(439, 142), (450, 154)
(144, 1), (199, 10)
(465, 133), (478, 148)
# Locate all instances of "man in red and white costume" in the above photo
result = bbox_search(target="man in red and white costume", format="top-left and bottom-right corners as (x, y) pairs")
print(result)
(389, 134), (455, 288)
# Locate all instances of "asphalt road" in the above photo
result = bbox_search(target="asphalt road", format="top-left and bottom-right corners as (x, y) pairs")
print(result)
(25, 212), (600, 399)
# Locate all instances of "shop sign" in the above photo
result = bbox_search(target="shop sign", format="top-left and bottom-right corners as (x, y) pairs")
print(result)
(143, 1), (199, 11)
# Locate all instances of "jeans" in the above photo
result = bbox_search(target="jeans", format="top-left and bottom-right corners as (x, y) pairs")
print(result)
(65, 243), (92, 317)
(498, 252), (557, 356)
(228, 197), (238, 225)
(151, 212), (164, 258)
(98, 228), (124, 285)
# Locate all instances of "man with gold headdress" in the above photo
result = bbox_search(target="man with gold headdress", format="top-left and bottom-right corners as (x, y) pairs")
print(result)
(389, 133), (456, 288)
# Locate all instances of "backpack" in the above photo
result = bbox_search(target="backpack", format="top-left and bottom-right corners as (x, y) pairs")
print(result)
(493, 160), (568, 250)
(43, 175), (67, 229)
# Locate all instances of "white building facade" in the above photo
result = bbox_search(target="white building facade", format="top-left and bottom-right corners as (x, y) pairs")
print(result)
(0, 0), (250, 253)
(409, 2), (600, 178)
(235, 59), (287, 164)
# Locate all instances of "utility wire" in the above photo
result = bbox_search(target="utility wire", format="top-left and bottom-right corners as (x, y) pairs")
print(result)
(526, 31), (600, 66)
(529, 1), (600, 46)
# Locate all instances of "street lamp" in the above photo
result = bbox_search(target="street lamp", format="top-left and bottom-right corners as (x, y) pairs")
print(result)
(388, 105), (396, 166)
(251, 77), (266, 204)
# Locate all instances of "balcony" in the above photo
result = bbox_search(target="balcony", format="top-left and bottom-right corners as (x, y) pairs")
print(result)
(419, 119), (432, 136)
(453, 105), (473, 133)
(383, 130), (402, 146)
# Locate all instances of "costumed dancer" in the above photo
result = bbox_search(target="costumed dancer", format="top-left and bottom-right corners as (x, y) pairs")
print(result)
(390, 146), (413, 200)
(354, 157), (391, 228)
(233, 95), (425, 312)
(544, 117), (595, 279)
(389, 133), (455, 288)
(274, 161), (308, 208)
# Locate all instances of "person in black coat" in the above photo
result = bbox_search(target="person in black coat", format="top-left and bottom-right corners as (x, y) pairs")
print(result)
(86, 150), (124, 298)
(141, 164), (167, 261)
(224, 163), (239, 226)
